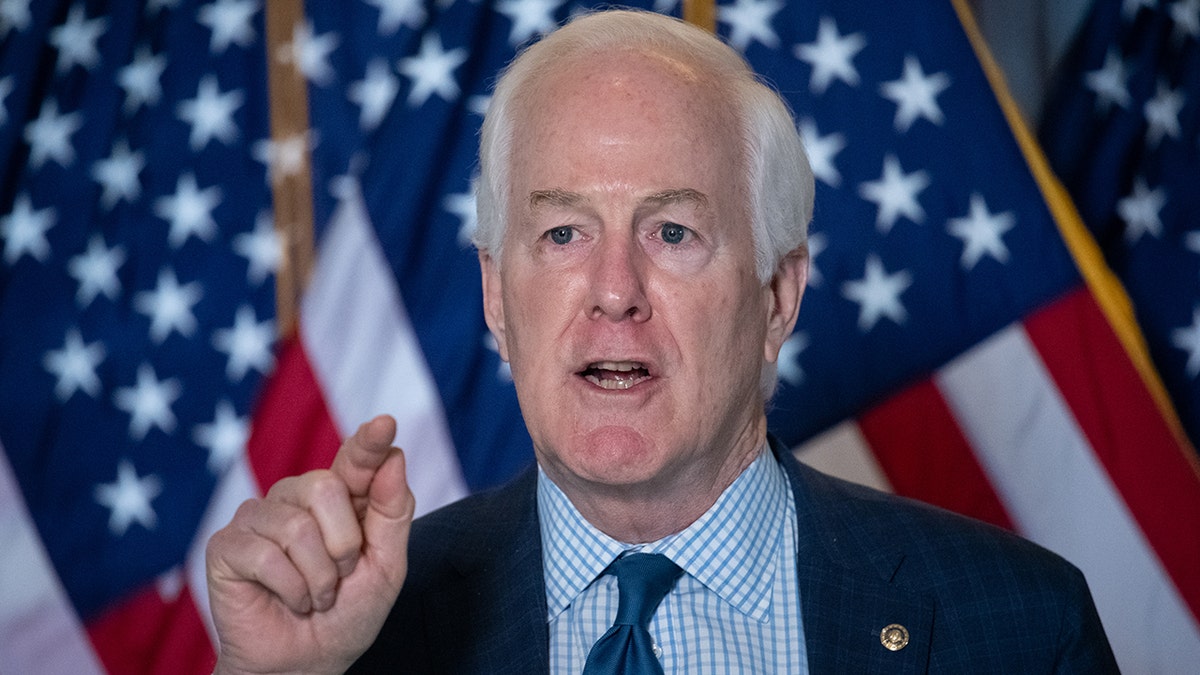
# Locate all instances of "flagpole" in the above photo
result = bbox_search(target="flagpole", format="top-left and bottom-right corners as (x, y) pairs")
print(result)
(683, 0), (716, 32)
(264, 0), (316, 339)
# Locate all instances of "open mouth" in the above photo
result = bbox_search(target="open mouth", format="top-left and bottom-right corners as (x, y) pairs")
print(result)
(579, 361), (652, 390)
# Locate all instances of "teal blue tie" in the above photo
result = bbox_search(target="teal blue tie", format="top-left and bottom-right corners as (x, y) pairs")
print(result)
(582, 553), (684, 675)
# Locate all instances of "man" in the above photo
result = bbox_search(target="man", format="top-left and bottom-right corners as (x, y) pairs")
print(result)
(206, 10), (1119, 674)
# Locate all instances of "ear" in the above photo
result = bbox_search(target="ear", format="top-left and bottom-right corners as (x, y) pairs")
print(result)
(479, 251), (510, 362)
(763, 246), (808, 364)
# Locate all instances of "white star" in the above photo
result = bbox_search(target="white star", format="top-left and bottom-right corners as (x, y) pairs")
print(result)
(1144, 81), (1184, 147)
(1173, 307), (1200, 377)
(1084, 49), (1131, 112)
(1116, 177), (1166, 243)
(134, 268), (204, 343)
(1187, 230), (1200, 257)
(467, 94), (491, 117)
(880, 55), (950, 132)
(444, 183), (477, 247)
(858, 155), (929, 233)
(233, 211), (282, 285)
(277, 20), (338, 87)
(496, 0), (560, 46)
(793, 16), (865, 94)
(117, 46), (166, 114)
(718, 0), (783, 51)
(349, 59), (400, 131)
(398, 33), (468, 107)
(67, 234), (125, 306)
(841, 254), (913, 332)
(1171, 0), (1200, 43)
(805, 231), (827, 288)
(1, 194), (55, 264)
(198, 0), (258, 53)
(43, 328), (105, 401)
(146, 0), (181, 13)
(212, 304), (275, 381)
(777, 331), (808, 387)
(947, 193), (1015, 269)
(94, 459), (162, 535)
(0, 0), (32, 37)
(364, 0), (426, 34)
(252, 132), (310, 184)
(798, 117), (846, 187)
(155, 173), (222, 247)
(48, 5), (107, 74)
(194, 400), (249, 474)
(1123, 0), (1155, 20)
(177, 74), (244, 151)
(24, 99), (83, 169)
(113, 363), (181, 440)
(91, 139), (144, 209)
(483, 332), (512, 381)
(0, 76), (13, 127)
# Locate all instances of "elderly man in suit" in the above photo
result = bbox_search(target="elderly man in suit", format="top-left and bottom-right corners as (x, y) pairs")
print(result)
(206, 10), (1118, 674)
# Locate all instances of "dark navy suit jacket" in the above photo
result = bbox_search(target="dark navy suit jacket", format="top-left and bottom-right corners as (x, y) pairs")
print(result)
(351, 438), (1119, 673)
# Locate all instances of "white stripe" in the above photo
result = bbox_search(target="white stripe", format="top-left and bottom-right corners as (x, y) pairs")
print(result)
(0, 442), (105, 675)
(792, 420), (893, 493)
(301, 178), (468, 516)
(936, 324), (1200, 674)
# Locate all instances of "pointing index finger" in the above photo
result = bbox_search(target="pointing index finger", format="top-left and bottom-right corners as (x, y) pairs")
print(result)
(330, 415), (398, 500)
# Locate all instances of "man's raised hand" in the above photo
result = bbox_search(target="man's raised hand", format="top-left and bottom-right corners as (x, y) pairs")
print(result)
(206, 415), (414, 674)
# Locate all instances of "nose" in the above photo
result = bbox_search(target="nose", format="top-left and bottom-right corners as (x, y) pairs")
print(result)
(587, 231), (651, 322)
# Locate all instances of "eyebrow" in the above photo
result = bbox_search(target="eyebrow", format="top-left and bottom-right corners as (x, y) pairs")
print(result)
(642, 188), (709, 209)
(528, 189), (586, 210)
(527, 187), (709, 210)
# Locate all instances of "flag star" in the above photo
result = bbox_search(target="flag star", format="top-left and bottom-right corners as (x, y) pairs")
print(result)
(0, 0), (32, 37)
(67, 234), (126, 306)
(798, 118), (846, 187)
(253, 132), (310, 184)
(233, 211), (282, 285)
(947, 193), (1015, 269)
(1173, 307), (1200, 377)
(841, 254), (913, 332)
(134, 268), (204, 343)
(157, 567), (184, 602)
(194, 400), (249, 474)
(1, 194), (55, 264)
(91, 139), (144, 209)
(880, 55), (950, 132)
(444, 183), (477, 247)
(398, 33), (468, 107)
(1116, 177), (1166, 243)
(48, 4), (108, 74)
(718, 0), (783, 51)
(24, 99), (83, 169)
(113, 363), (181, 440)
(1123, 0), (1155, 20)
(155, 173), (222, 247)
(1143, 81), (1184, 147)
(1171, 0), (1200, 42)
(858, 155), (930, 233)
(806, 231), (827, 288)
(777, 331), (809, 387)
(43, 328), (106, 401)
(1084, 49), (1131, 112)
(197, 0), (258, 53)
(364, 0), (426, 34)
(212, 304), (275, 381)
(349, 59), (400, 131)
(496, 0), (561, 46)
(146, 0), (181, 13)
(177, 74), (244, 151)
(468, 94), (491, 117)
(793, 16), (865, 94)
(277, 20), (338, 87)
(118, 46), (166, 114)
(653, 0), (679, 12)
(0, 76), (13, 127)
(484, 332), (512, 381)
(94, 460), (162, 535)
(1187, 230), (1200, 256)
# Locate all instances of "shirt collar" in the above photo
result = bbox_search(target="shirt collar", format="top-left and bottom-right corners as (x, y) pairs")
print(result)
(538, 444), (788, 622)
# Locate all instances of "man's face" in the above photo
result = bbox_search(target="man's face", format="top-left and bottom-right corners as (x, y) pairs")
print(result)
(481, 51), (802, 506)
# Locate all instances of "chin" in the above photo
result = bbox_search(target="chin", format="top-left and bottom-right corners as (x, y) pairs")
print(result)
(562, 425), (666, 485)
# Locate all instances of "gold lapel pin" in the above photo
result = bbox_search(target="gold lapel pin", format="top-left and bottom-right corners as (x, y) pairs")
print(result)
(880, 623), (910, 651)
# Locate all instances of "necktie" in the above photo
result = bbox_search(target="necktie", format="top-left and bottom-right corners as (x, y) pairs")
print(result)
(582, 553), (684, 675)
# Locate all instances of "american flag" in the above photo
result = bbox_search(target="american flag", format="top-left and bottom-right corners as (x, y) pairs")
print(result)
(0, 1), (1197, 673)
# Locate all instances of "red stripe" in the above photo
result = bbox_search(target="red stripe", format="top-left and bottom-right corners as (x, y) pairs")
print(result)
(246, 334), (343, 490)
(86, 583), (215, 675)
(1024, 287), (1200, 623)
(860, 378), (1016, 531)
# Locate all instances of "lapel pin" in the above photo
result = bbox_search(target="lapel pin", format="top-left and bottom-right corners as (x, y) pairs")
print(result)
(880, 623), (910, 651)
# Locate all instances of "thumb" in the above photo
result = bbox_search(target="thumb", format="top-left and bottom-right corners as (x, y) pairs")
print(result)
(360, 445), (415, 590)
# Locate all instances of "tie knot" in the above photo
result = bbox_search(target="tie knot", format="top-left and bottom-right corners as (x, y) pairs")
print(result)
(608, 553), (683, 627)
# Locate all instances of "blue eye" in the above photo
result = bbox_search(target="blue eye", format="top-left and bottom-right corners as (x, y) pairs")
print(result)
(661, 222), (687, 244)
(548, 226), (573, 245)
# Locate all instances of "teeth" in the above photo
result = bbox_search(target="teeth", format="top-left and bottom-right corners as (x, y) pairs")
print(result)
(582, 361), (650, 390)
(589, 361), (644, 371)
